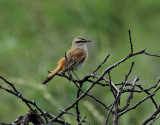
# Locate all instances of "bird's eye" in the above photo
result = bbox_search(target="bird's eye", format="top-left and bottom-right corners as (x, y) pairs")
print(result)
(76, 39), (86, 43)
(76, 41), (83, 43)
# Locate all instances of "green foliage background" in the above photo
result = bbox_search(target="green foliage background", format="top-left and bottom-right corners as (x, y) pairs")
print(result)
(0, 0), (160, 124)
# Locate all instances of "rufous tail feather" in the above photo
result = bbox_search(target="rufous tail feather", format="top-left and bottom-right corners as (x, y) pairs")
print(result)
(42, 65), (63, 85)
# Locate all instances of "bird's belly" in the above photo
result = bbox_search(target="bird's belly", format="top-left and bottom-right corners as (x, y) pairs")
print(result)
(73, 63), (83, 70)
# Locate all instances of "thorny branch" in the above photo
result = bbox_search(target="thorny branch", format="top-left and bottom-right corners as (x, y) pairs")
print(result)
(0, 30), (160, 125)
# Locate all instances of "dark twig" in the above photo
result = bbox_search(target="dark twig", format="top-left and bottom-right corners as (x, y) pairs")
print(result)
(93, 54), (110, 73)
(119, 83), (160, 117)
(144, 52), (160, 57)
(105, 62), (136, 125)
(70, 78), (110, 110)
(0, 76), (48, 123)
(43, 112), (70, 124)
(141, 106), (160, 125)
(108, 71), (116, 98)
(78, 116), (89, 125)
(0, 77), (32, 110)
(60, 110), (90, 125)
(137, 84), (159, 109)
(149, 114), (160, 125)
(143, 78), (160, 92)
(104, 93), (119, 125)
(124, 62), (135, 83)
(75, 83), (82, 124)
(72, 71), (80, 81)
(128, 29), (133, 54)
(100, 48), (146, 80)
(89, 73), (119, 93)
(51, 82), (99, 122)
(52, 72), (110, 110)
(119, 80), (159, 109)
(119, 77), (139, 112)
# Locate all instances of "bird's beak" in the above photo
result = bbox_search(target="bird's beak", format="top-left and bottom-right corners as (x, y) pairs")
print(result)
(86, 40), (92, 42)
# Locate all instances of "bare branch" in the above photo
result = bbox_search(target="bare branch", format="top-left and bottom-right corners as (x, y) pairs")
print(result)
(124, 62), (135, 83)
(141, 106), (160, 125)
(93, 54), (110, 73)
(128, 29), (133, 54)
(60, 110), (90, 125)
(75, 83), (82, 124)
(0, 76), (48, 123)
(43, 112), (70, 124)
(144, 52), (160, 57)
(119, 82), (160, 117)
(108, 71), (117, 97)
(119, 77), (139, 112)
(100, 48), (146, 79)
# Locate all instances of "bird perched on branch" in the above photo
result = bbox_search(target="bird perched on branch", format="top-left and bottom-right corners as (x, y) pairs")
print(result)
(42, 36), (92, 85)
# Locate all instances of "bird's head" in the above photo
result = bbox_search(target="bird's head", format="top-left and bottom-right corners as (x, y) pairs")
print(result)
(72, 36), (91, 48)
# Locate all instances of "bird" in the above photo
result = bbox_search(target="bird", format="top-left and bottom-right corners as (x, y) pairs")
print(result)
(42, 36), (92, 85)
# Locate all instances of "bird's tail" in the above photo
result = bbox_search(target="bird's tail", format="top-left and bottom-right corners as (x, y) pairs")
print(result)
(42, 65), (63, 85)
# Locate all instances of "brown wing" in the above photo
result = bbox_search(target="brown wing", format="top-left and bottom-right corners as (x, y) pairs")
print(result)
(62, 48), (87, 72)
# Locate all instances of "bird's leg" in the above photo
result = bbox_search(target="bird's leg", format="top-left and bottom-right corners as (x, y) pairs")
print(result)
(67, 70), (72, 81)
(72, 71), (80, 81)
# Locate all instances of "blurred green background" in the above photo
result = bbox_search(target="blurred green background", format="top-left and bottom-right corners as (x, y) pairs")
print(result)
(0, 0), (160, 124)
